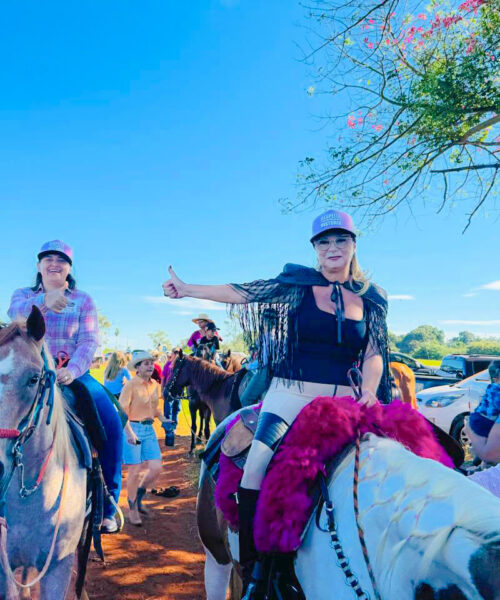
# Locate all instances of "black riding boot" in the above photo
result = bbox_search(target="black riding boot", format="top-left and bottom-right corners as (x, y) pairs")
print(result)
(238, 486), (261, 598)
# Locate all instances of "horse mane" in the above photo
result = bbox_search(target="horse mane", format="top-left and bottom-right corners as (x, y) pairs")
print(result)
(0, 321), (73, 465)
(0, 322), (24, 347)
(185, 355), (231, 392)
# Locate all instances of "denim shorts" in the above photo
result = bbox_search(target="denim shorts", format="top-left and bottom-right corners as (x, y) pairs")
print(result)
(122, 421), (162, 465)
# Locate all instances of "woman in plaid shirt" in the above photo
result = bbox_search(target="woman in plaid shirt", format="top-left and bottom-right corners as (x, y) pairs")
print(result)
(8, 240), (123, 534)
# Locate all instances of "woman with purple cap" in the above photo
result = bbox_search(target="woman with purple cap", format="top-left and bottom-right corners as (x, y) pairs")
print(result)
(8, 240), (124, 534)
(162, 209), (390, 597)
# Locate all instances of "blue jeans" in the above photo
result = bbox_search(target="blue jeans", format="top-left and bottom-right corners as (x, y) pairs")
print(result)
(163, 392), (180, 428)
(78, 372), (123, 519)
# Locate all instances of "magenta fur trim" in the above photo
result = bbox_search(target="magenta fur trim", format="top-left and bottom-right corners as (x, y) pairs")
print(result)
(214, 397), (453, 552)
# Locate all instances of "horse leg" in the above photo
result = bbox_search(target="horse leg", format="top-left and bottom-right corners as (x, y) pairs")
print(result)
(204, 408), (212, 442)
(189, 403), (197, 456)
(38, 554), (74, 600)
(204, 546), (232, 600)
(198, 465), (233, 600)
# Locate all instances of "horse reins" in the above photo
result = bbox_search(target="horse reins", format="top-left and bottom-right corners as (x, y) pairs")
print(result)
(317, 368), (382, 600)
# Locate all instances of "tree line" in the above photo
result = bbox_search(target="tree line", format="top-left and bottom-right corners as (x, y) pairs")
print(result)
(390, 325), (500, 359)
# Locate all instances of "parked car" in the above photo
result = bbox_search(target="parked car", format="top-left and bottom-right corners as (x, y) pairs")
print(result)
(435, 354), (498, 381)
(389, 352), (436, 374)
(416, 370), (490, 450)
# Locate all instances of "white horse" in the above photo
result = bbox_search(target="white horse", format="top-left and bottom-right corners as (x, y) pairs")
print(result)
(200, 432), (500, 599)
(0, 307), (87, 599)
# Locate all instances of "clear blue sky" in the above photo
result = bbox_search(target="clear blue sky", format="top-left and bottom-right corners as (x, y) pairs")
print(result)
(0, 0), (498, 351)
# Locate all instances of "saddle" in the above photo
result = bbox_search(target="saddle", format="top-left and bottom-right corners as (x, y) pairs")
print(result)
(62, 381), (107, 470)
(221, 406), (260, 469)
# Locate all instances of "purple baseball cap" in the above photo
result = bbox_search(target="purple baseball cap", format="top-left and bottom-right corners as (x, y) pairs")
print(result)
(37, 240), (73, 265)
(310, 209), (357, 243)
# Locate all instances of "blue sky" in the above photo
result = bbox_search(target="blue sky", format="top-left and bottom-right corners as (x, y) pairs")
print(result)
(0, 0), (498, 351)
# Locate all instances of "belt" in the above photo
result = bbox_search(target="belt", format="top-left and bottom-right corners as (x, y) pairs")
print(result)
(130, 419), (154, 425)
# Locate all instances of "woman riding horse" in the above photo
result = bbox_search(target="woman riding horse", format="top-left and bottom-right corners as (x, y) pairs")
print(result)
(163, 209), (391, 597)
(8, 240), (123, 534)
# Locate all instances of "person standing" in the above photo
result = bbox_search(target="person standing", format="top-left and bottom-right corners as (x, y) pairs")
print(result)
(8, 240), (123, 534)
(104, 351), (132, 398)
(120, 350), (170, 526)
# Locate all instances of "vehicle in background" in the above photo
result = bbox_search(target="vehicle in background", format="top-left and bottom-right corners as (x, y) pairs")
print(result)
(389, 352), (436, 375)
(435, 354), (498, 381)
(416, 370), (490, 451)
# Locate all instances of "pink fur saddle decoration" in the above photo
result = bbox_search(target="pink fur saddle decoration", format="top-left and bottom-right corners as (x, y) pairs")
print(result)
(214, 396), (454, 554)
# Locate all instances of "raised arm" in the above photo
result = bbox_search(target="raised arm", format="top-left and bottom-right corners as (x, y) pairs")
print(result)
(162, 266), (246, 304)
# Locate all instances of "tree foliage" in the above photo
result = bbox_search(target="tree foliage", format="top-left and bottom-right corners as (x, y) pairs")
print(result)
(294, 0), (500, 230)
(392, 323), (500, 357)
(148, 330), (171, 350)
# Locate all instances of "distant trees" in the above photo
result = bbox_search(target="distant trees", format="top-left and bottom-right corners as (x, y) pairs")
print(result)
(390, 325), (500, 358)
(148, 330), (171, 350)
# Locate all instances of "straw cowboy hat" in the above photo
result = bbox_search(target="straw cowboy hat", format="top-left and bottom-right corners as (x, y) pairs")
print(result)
(128, 350), (154, 370)
(192, 313), (214, 325)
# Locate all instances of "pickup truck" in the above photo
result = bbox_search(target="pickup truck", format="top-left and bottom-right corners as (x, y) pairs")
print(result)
(435, 354), (498, 380)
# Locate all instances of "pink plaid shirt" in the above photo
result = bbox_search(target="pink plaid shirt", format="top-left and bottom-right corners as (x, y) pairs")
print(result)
(8, 286), (99, 379)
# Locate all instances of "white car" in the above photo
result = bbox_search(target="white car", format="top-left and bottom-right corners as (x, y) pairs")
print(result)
(416, 370), (490, 448)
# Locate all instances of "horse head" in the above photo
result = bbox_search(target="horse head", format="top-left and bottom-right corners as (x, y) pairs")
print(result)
(0, 307), (51, 465)
(361, 436), (500, 600)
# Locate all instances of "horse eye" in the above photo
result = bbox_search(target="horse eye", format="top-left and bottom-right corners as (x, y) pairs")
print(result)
(28, 375), (40, 386)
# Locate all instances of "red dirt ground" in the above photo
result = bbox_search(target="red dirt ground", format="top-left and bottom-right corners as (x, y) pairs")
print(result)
(85, 436), (206, 600)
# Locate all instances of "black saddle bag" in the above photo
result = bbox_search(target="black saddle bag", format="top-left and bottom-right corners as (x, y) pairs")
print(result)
(66, 380), (107, 453)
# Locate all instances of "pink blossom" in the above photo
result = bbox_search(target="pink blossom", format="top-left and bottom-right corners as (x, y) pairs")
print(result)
(375, 124), (383, 132)
(369, 19), (374, 24)
(418, 13), (427, 19)
(358, 117), (364, 125)
(368, 42), (374, 49)
(347, 116), (356, 129)
(459, 0), (485, 14)
(383, 179), (389, 185)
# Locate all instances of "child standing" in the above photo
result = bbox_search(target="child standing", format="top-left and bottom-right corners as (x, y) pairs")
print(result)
(120, 350), (170, 526)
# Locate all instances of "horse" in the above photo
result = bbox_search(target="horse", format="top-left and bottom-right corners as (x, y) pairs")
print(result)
(167, 352), (242, 431)
(219, 350), (247, 374)
(0, 307), (88, 599)
(182, 344), (219, 456)
(198, 406), (500, 600)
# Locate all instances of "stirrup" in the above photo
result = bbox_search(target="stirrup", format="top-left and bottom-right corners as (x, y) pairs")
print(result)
(242, 562), (265, 600)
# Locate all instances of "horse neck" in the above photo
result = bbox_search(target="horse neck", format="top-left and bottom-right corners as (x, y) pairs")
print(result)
(186, 359), (234, 420)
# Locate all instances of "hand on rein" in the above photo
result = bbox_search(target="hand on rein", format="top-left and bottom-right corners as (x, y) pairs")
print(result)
(162, 266), (187, 299)
(357, 389), (378, 407)
(56, 367), (75, 386)
(44, 282), (70, 313)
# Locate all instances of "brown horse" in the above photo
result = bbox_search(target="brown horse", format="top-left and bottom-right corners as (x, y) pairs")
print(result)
(219, 350), (247, 374)
(167, 352), (243, 428)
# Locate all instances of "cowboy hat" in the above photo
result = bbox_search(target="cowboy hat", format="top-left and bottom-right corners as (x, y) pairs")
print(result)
(192, 313), (214, 325)
(128, 350), (155, 370)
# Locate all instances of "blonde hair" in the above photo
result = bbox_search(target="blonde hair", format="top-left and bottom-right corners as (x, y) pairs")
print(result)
(349, 254), (370, 295)
(104, 351), (126, 381)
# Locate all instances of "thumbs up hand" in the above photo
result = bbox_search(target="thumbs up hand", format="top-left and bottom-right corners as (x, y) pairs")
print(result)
(162, 266), (188, 299)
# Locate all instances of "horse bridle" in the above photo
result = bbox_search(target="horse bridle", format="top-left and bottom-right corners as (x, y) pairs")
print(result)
(0, 345), (57, 513)
(166, 355), (186, 398)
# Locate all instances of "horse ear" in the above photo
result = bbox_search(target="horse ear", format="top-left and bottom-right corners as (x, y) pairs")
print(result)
(227, 349), (231, 357)
(26, 306), (45, 342)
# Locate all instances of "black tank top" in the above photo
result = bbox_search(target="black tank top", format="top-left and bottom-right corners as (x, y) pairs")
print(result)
(275, 286), (367, 385)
